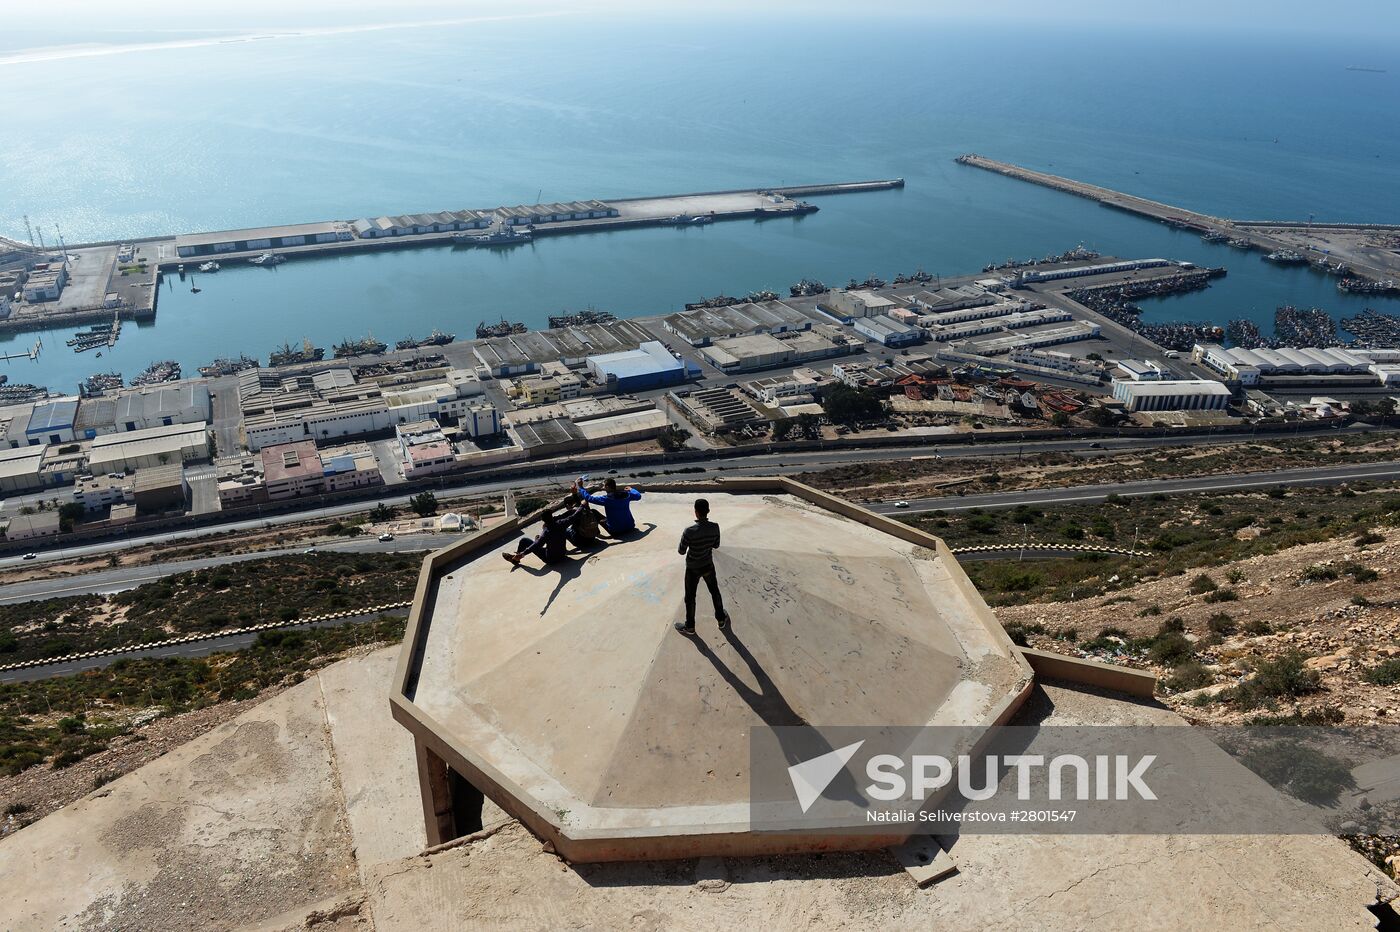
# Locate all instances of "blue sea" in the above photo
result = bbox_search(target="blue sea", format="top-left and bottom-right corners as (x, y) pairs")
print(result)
(1, 10), (1398, 391)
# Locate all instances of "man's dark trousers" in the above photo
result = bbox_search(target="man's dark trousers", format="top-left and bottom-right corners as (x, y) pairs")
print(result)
(684, 562), (725, 627)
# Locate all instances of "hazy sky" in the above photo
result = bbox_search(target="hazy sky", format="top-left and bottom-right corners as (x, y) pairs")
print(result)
(7, 0), (1399, 42)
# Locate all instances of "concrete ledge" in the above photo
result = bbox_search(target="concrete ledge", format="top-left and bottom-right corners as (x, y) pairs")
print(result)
(1017, 647), (1157, 698)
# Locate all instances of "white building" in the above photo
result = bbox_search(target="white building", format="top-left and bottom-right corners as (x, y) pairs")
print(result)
(87, 422), (210, 473)
(113, 383), (211, 432)
(319, 444), (383, 493)
(1113, 359), (1166, 381)
(822, 289), (898, 320)
(1111, 379), (1233, 412)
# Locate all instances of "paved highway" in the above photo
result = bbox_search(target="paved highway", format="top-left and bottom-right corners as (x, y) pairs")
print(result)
(0, 537), (433, 606)
(1, 424), (1372, 571)
(4, 455), (1396, 608)
(867, 460), (1400, 515)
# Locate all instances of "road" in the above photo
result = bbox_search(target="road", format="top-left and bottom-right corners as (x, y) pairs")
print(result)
(0, 606), (410, 684)
(0, 424), (1377, 571)
(4, 452), (1397, 607)
(867, 459), (1400, 515)
(0, 536), (433, 605)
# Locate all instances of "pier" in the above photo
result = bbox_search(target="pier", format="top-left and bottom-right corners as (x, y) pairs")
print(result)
(955, 155), (1400, 284)
(0, 179), (903, 339)
(129, 179), (906, 269)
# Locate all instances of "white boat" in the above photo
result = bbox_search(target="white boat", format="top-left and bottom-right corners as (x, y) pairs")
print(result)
(198, 261), (221, 273)
(250, 252), (285, 266)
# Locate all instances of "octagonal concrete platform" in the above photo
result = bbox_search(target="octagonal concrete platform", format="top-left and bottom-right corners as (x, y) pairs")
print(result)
(391, 478), (1033, 862)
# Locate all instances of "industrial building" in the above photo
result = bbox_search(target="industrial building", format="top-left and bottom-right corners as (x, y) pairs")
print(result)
(969, 320), (1101, 355)
(352, 210), (493, 238)
(87, 422), (210, 473)
(1111, 379), (1233, 412)
(1113, 359), (1166, 381)
(1192, 343), (1374, 386)
(852, 314), (922, 347)
(133, 464), (190, 514)
(897, 284), (997, 314)
(260, 441), (325, 500)
(320, 445), (383, 493)
(661, 300), (828, 347)
(473, 319), (656, 377)
(74, 474), (134, 512)
(398, 421), (457, 479)
(25, 398), (78, 445)
(174, 221), (355, 258)
(820, 289), (898, 320)
(0, 445), (48, 493)
(916, 300), (1021, 328)
(698, 327), (854, 373)
(20, 262), (67, 302)
(496, 200), (617, 226)
(5, 511), (61, 542)
(113, 382), (212, 432)
(1016, 258), (1174, 284)
(586, 341), (688, 392)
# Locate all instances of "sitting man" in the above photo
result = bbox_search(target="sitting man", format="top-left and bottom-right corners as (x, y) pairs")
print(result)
(503, 507), (569, 567)
(563, 491), (605, 547)
(574, 477), (642, 536)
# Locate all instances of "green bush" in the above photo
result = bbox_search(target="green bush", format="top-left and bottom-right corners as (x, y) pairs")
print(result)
(1158, 617), (1186, 635)
(1148, 631), (1194, 667)
(1187, 574), (1217, 594)
(1162, 661), (1212, 692)
(1207, 613), (1237, 636)
(1362, 658), (1400, 686)
(1203, 588), (1238, 604)
(1243, 619), (1272, 635)
(1300, 564), (1339, 584)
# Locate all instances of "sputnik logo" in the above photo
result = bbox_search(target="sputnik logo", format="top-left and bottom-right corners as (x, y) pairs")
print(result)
(786, 740), (864, 813)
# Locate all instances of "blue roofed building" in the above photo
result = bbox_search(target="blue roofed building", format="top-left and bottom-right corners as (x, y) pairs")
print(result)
(26, 398), (79, 446)
(585, 341), (690, 393)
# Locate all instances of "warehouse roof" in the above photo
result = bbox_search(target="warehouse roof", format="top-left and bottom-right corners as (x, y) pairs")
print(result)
(26, 398), (78, 434)
(174, 221), (352, 250)
(588, 341), (684, 380)
(1117, 379), (1233, 396)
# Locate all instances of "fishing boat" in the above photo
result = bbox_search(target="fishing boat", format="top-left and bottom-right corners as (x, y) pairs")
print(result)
(198, 261), (221, 273)
(269, 339), (325, 367)
(394, 329), (457, 351)
(132, 360), (182, 387)
(333, 334), (389, 358)
(250, 252), (286, 267)
(475, 318), (528, 339)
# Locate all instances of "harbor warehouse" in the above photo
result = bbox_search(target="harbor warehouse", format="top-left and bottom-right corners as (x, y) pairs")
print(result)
(174, 222), (354, 258)
(586, 341), (687, 392)
(1111, 379), (1233, 412)
(87, 422), (210, 473)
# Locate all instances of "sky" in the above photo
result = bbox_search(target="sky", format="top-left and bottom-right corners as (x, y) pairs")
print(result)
(5, 0), (1400, 44)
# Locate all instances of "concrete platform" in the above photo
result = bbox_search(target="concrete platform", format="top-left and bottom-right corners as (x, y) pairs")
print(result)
(392, 478), (1033, 861)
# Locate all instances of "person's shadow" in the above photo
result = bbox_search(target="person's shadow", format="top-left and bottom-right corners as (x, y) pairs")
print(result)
(693, 625), (868, 811)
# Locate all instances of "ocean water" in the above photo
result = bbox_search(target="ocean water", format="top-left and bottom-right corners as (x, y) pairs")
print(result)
(1, 11), (1397, 391)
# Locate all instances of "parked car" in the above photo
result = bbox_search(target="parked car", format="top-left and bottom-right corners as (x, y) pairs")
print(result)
(894, 501), (910, 509)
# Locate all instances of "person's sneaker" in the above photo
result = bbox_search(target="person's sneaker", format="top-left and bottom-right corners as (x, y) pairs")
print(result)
(717, 612), (730, 630)
(674, 621), (697, 637)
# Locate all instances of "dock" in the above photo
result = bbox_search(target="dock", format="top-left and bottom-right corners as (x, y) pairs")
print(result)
(954, 155), (1400, 284)
(131, 179), (906, 269)
(0, 179), (904, 339)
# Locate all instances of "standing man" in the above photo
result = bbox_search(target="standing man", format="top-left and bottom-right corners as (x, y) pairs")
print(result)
(575, 477), (642, 536)
(675, 497), (729, 636)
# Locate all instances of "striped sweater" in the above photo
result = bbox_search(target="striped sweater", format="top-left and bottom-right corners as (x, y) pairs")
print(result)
(678, 519), (721, 567)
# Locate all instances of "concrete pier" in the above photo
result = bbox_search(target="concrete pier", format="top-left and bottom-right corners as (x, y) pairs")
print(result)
(955, 155), (1400, 283)
(0, 179), (903, 338)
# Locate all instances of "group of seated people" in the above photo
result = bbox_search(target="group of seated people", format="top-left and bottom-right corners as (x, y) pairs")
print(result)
(503, 477), (641, 567)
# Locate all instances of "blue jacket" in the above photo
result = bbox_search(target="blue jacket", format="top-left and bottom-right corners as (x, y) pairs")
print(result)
(584, 487), (641, 533)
